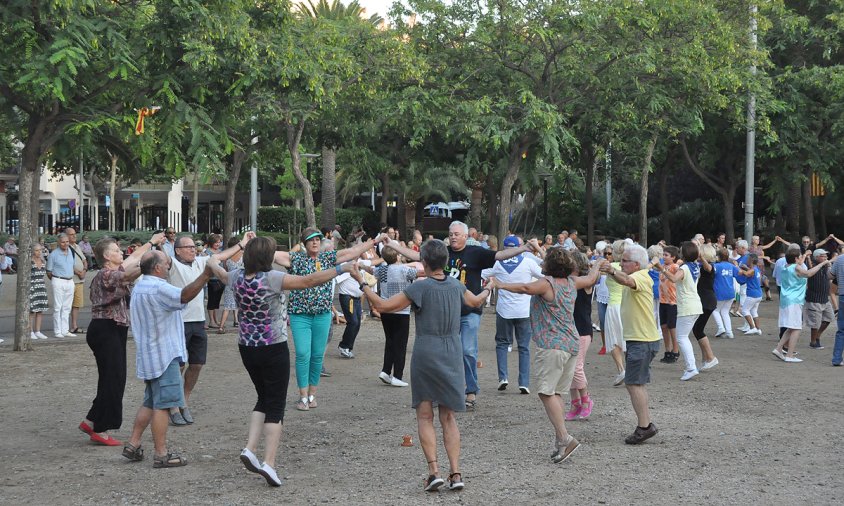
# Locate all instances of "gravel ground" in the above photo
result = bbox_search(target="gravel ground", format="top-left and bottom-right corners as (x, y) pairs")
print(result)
(1, 301), (842, 505)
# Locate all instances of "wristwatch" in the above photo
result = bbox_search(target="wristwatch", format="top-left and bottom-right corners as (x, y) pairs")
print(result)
(359, 282), (367, 291)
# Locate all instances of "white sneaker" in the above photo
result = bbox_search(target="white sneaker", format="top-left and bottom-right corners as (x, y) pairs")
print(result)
(784, 356), (803, 363)
(739, 325), (750, 332)
(338, 347), (354, 358)
(239, 448), (261, 474)
(725, 333), (734, 339)
(680, 369), (699, 381)
(0, 338), (4, 344)
(54, 333), (65, 338)
(771, 349), (785, 361)
(701, 357), (719, 370)
(389, 377), (409, 387)
(31, 332), (38, 340)
(258, 462), (282, 487)
(378, 372), (392, 384)
(498, 379), (509, 391)
(36, 332), (48, 339)
(64, 332), (77, 337)
(751, 328), (762, 335)
(613, 370), (626, 386)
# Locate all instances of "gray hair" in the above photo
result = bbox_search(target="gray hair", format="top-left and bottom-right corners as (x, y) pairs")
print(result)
(58, 233), (68, 241)
(420, 239), (449, 271)
(736, 239), (748, 249)
(612, 239), (626, 258)
(647, 244), (663, 260)
(319, 238), (334, 252)
(140, 251), (163, 275)
(449, 221), (468, 235)
(626, 244), (650, 269)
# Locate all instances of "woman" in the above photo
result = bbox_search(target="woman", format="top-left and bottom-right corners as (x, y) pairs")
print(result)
(712, 248), (739, 338)
(272, 227), (386, 411)
(604, 240), (628, 385)
(489, 248), (603, 463)
(356, 240), (488, 492)
(565, 251), (601, 420)
(78, 232), (165, 445)
(542, 235), (554, 252)
(594, 242), (610, 355)
(207, 236), (357, 487)
(749, 235), (776, 300)
(654, 242), (703, 380)
(219, 236), (243, 333)
(773, 249), (830, 362)
(79, 235), (95, 269)
(371, 247), (418, 386)
(205, 234), (225, 329)
(738, 253), (763, 334)
(691, 244), (720, 370)
(29, 243), (49, 340)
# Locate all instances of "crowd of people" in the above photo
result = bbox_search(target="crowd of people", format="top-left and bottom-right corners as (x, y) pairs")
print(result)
(2, 221), (843, 492)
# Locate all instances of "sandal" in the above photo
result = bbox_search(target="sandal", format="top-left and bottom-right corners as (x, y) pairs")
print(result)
(448, 472), (464, 491)
(217, 327), (225, 334)
(464, 399), (476, 411)
(296, 397), (309, 411)
(153, 452), (188, 468)
(71, 327), (85, 334)
(122, 442), (144, 461)
(308, 395), (317, 409)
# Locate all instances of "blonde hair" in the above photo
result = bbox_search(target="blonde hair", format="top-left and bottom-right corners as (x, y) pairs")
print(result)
(612, 239), (626, 258)
(700, 244), (716, 263)
(647, 244), (663, 261)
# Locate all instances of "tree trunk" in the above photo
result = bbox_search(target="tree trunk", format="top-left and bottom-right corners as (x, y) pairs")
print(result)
(786, 178), (800, 236)
(723, 187), (736, 241)
(469, 180), (484, 229)
(498, 140), (528, 239)
(659, 159), (671, 244)
(802, 170), (815, 240)
(405, 198), (417, 232)
(285, 119), (316, 228)
(320, 145), (337, 229)
(224, 148), (246, 241)
(397, 188), (407, 238)
(191, 166), (200, 234)
(638, 133), (658, 245)
(484, 171), (497, 232)
(379, 172), (390, 227)
(585, 148), (597, 248)
(415, 197), (425, 232)
(818, 195), (827, 239)
(109, 153), (118, 231)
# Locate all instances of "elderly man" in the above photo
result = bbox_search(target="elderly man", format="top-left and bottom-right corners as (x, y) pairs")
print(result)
(166, 232), (253, 425)
(601, 244), (661, 444)
(3, 237), (17, 272)
(563, 230), (578, 251)
(66, 228), (88, 334)
(161, 228), (177, 257)
(47, 233), (82, 338)
(467, 227), (482, 247)
(385, 221), (541, 409)
(805, 249), (834, 350)
(555, 231), (568, 248)
(123, 250), (213, 468)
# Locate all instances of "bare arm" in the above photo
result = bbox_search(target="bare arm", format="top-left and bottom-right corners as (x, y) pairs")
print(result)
(797, 259), (830, 278)
(700, 256), (713, 272)
(361, 287), (412, 313)
(337, 235), (384, 263)
(463, 286), (491, 308)
(572, 259), (607, 289)
(494, 278), (553, 299)
(181, 265), (213, 303)
(121, 232), (166, 278)
(600, 263), (637, 289)
(272, 250), (291, 268)
(760, 239), (778, 250)
(212, 231), (253, 264)
(657, 264), (685, 283)
(383, 238), (420, 262)
(206, 256), (229, 282)
(283, 262), (353, 290)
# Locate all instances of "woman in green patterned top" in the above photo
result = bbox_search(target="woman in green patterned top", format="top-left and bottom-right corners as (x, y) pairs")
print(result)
(273, 227), (386, 411)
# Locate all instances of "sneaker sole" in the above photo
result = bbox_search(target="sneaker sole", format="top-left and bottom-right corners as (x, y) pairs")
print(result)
(498, 383), (508, 391)
(552, 440), (580, 463)
(257, 467), (282, 487)
(379, 376), (391, 385)
(240, 454), (261, 474)
(425, 479), (444, 492)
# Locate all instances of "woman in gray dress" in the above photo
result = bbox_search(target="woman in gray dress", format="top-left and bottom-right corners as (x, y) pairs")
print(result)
(355, 240), (488, 493)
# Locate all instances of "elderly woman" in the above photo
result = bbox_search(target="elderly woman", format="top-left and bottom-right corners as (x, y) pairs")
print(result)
(773, 249), (830, 363)
(208, 236), (357, 487)
(272, 227), (385, 411)
(490, 248), (603, 462)
(78, 232), (165, 446)
(355, 240), (488, 492)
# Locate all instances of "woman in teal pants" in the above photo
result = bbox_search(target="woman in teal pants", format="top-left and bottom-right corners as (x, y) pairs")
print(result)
(275, 227), (386, 411)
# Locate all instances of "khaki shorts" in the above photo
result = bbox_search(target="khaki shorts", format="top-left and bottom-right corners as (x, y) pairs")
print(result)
(72, 283), (84, 308)
(804, 302), (834, 329)
(532, 347), (577, 396)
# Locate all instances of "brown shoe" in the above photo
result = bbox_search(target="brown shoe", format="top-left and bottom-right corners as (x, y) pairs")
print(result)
(624, 423), (658, 444)
(551, 435), (580, 463)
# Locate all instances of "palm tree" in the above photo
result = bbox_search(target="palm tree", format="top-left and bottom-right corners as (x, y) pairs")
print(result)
(395, 162), (468, 234)
(298, 0), (383, 25)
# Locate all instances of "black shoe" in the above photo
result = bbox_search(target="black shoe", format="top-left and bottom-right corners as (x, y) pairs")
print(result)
(625, 423), (658, 445)
(320, 369), (332, 378)
(659, 352), (670, 363)
(669, 352), (679, 363)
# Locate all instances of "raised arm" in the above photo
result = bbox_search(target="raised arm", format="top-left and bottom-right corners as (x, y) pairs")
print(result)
(121, 232), (166, 278)
(494, 239), (540, 261)
(206, 256), (230, 282)
(382, 238), (420, 262)
(572, 259), (607, 289)
(491, 277), (553, 298)
(337, 234), (386, 263)
(600, 263), (637, 289)
(797, 258), (830, 278)
(463, 286), (491, 308)
(760, 238), (778, 250)
(284, 262), (355, 290)
(212, 231), (254, 264)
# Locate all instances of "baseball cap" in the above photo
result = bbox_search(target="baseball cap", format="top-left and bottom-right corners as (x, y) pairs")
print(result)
(813, 248), (828, 258)
(503, 235), (520, 248)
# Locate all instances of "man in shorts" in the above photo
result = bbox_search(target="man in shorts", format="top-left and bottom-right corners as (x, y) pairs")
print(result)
(805, 249), (834, 349)
(602, 243), (661, 444)
(66, 228), (88, 334)
(123, 250), (212, 467)
(167, 233), (253, 425)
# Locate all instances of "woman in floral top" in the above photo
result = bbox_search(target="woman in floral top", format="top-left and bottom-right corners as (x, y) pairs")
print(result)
(208, 236), (358, 486)
(78, 233), (165, 446)
(273, 227), (386, 410)
(489, 248), (604, 464)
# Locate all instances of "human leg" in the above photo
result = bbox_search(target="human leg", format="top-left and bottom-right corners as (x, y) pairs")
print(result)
(338, 294), (361, 351)
(416, 401), (439, 476)
(290, 314), (314, 393)
(84, 320), (128, 434)
(513, 318), (532, 389)
(390, 314), (410, 380)
(380, 315), (395, 376)
(494, 315), (514, 383)
(675, 315), (699, 379)
(438, 406), (461, 478)
(833, 295), (844, 365)
(715, 300), (733, 336)
(307, 312), (333, 390)
(460, 313), (481, 398)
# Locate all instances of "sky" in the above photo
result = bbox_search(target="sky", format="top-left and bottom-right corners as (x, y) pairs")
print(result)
(357, 0), (397, 19)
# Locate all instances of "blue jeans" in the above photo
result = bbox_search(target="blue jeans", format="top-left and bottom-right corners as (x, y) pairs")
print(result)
(833, 294), (844, 365)
(494, 315), (531, 387)
(460, 313), (481, 395)
(338, 294), (362, 350)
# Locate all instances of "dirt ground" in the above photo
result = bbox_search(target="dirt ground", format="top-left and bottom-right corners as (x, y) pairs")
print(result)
(1, 301), (842, 505)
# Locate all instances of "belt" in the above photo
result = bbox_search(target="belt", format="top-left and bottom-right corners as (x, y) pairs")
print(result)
(54, 276), (73, 280)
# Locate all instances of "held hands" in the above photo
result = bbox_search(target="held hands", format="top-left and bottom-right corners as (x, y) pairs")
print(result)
(241, 231), (257, 248)
(485, 276), (498, 291)
(526, 238), (541, 253)
(150, 232), (166, 246)
(599, 262), (614, 274)
(347, 262), (363, 283)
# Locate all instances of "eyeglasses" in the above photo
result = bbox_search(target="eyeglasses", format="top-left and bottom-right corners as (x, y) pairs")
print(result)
(621, 258), (637, 263)
(176, 245), (197, 249)
(605, 251), (612, 255)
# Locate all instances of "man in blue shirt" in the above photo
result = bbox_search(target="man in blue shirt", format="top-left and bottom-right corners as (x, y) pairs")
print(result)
(47, 233), (81, 338)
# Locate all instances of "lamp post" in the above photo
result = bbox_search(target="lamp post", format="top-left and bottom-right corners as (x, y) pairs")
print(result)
(537, 170), (551, 237)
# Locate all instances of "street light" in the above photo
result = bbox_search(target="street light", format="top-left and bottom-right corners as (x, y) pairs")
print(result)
(537, 170), (552, 237)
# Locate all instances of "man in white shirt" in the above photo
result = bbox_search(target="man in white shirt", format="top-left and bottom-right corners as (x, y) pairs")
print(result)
(483, 235), (544, 393)
(166, 232), (253, 425)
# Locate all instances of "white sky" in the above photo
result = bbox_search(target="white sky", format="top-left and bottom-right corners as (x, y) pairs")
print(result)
(358, 0), (397, 19)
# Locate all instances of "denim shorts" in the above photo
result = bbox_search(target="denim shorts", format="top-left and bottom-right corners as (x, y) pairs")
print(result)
(624, 341), (660, 385)
(142, 358), (185, 410)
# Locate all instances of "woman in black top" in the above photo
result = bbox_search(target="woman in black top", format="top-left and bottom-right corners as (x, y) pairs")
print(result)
(692, 243), (719, 370)
(567, 252), (600, 421)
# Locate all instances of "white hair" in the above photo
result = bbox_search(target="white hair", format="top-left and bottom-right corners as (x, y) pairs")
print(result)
(736, 239), (748, 249)
(626, 244), (650, 269)
(595, 240), (607, 252)
(449, 221), (468, 235)
(647, 244), (663, 260)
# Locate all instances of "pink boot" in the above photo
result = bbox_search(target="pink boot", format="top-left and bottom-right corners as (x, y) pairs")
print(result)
(565, 399), (582, 421)
(578, 395), (594, 419)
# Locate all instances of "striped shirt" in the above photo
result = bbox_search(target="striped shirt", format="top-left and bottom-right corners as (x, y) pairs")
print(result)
(130, 275), (188, 380)
(832, 256), (844, 296)
(376, 264), (417, 315)
(806, 265), (830, 304)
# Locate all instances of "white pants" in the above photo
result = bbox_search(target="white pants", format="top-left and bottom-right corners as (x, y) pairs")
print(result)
(712, 300), (734, 336)
(742, 296), (762, 320)
(676, 314), (699, 372)
(51, 278), (74, 335)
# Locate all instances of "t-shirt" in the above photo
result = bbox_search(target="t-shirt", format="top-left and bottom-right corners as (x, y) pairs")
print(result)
(805, 265), (829, 304)
(779, 264), (807, 307)
(658, 263), (678, 304)
(649, 269), (660, 300)
(606, 262), (624, 305)
(483, 254), (544, 319)
(445, 245), (497, 316)
(738, 267), (763, 299)
(697, 263), (717, 311)
(676, 263), (703, 317)
(376, 263), (417, 315)
(167, 255), (209, 322)
(621, 269), (660, 342)
(288, 250), (337, 314)
(228, 269), (288, 346)
(772, 257), (788, 286)
(713, 261), (739, 301)
(336, 259), (372, 297)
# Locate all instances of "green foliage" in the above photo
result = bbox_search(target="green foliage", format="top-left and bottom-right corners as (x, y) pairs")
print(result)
(257, 206), (378, 234)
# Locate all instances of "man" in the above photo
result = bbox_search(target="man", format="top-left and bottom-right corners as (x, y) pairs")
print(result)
(482, 235), (543, 394)
(3, 237), (17, 272)
(556, 232), (568, 248)
(385, 221), (540, 409)
(831, 250), (844, 366)
(467, 227), (481, 246)
(66, 228), (88, 334)
(123, 250), (213, 468)
(47, 233), (82, 338)
(161, 228), (177, 257)
(805, 249), (834, 350)
(601, 244), (661, 444)
(563, 230), (578, 251)
(166, 232), (253, 425)
(332, 225), (346, 250)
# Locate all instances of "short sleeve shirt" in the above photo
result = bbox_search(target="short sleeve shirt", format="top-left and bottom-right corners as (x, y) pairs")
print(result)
(713, 261), (739, 301)
(90, 266), (131, 326)
(229, 269), (288, 346)
(658, 263), (678, 304)
(621, 269), (660, 342)
(288, 250), (337, 314)
(403, 277), (465, 337)
(831, 256), (844, 295)
(445, 245), (497, 316)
